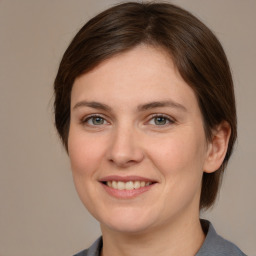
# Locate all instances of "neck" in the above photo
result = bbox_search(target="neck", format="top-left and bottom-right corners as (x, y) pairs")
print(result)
(100, 216), (205, 256)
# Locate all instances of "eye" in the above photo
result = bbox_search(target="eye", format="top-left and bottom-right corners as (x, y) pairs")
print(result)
(148, 114), (174, 126)
(83, 115), (108, 126)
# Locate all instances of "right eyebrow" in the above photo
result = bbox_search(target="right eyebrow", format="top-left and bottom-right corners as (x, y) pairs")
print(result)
(72, 101), (112, 112)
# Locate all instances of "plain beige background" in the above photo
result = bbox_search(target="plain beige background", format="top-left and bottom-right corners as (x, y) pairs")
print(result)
(0, 0), (255, 255)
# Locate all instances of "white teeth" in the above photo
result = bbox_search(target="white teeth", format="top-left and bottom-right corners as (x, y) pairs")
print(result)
(125, 181), (134, 190)
(134, 181), (140, 189)
(105, 180), (153, 190)
(112, 181), (117, 189)
(117, 181), (125, 190)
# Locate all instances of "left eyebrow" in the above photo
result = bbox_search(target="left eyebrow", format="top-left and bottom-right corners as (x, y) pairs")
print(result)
(137, 100), (187, 112)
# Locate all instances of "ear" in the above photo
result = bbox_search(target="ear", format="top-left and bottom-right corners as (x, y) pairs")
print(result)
(203, 121), (231, 173)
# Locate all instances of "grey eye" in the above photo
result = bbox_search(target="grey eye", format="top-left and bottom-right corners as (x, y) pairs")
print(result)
(148, 115), (174, 126)
(85, 116), (107, 125)
(91, 117), (105, 125)
(154, 116), (168, 125)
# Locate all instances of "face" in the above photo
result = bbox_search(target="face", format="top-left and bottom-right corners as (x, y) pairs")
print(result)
(68, 45), (211, 234)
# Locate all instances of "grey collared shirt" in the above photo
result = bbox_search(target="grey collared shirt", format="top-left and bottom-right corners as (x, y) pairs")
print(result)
(73, 220), (246, 256)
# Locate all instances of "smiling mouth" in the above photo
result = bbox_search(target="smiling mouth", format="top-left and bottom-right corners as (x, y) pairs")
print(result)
(102, 181), (154, 190)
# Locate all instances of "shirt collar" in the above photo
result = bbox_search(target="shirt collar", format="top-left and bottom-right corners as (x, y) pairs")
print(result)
(84, 219), (244, 256)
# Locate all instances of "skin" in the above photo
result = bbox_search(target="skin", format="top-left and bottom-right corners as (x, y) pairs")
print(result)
(68, 45), (230, 256)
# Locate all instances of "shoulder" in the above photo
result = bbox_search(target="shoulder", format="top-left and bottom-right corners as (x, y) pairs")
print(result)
(73, 249), (88, 256)
(73, 237), (102, 256)
(73, 221), (247, 256)
(196, 219), (247, 256)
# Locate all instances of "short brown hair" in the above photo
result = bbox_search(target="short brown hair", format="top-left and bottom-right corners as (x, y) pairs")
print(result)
(54, 2), (237, 209)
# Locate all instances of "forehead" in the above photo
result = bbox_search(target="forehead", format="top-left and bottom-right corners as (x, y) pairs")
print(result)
(71, 45), (198, 113)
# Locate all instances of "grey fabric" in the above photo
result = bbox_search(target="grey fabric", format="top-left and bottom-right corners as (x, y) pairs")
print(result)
(196, 220), (246, 256)
(73, 220), (246, 256)
(74, 237), (102, 256)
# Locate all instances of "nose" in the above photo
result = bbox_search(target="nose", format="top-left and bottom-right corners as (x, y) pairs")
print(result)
(106, 125), (144, 168)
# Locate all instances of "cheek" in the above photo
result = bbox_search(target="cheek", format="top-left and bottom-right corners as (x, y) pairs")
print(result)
(68, 128), (106, 176)
(67, 128), (107, 214)
(146, 130), (206, 197)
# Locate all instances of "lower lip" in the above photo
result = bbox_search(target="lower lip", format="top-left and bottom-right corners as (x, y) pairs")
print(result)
(101, 183), (155, 199)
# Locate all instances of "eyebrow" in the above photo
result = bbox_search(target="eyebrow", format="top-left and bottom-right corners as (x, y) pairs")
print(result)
(73, 100), (187, 112)
(73, 101), (112, 111)
(137, 100), (187, 112)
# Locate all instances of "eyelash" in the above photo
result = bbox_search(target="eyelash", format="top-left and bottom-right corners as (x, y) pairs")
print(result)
(148, 114), (175, 126)
(81, 114), (175, 127)
(81, 114), (108, 126)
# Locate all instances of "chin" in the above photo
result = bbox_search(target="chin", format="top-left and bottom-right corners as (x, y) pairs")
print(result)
(103, 220), (154, 234)
(98, 208), (160, 234)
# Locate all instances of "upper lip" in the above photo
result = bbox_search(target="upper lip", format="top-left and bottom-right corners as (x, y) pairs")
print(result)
(99, 175), (157, 183)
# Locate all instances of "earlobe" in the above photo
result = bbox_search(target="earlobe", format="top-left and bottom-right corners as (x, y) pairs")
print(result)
(203, 121), (231, 173)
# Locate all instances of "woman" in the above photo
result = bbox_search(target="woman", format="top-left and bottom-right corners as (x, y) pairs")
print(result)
(54, 2), (246, 256)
